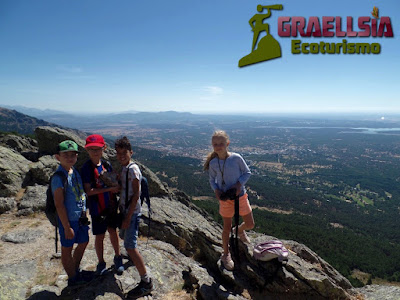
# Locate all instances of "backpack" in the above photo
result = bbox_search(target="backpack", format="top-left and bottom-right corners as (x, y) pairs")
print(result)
(253, 240), (289, 262)
(140, 176), (150, 210)
(45, 171), (68, 226)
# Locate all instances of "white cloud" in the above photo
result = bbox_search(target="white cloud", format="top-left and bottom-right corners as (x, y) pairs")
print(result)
(203, 86), (223, 96)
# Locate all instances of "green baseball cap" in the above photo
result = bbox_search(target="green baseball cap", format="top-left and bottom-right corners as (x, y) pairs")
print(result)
(57, 140), (79, 153)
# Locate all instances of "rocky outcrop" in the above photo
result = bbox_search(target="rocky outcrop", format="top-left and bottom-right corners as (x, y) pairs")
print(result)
(0, 146), (30, 197)
(35, 126), (86, 156)
(17, 185), (47, 215)
(0, 125), (394, 299)
(357, 284), (400, 300)
(24, 155), (59, 186)
(0, 134), (38, 161)
(0, 197), (15, 213)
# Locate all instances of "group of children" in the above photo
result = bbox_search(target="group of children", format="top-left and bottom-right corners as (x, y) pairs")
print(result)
(52, 130), (254, 298)
(52, 135), (152, 299)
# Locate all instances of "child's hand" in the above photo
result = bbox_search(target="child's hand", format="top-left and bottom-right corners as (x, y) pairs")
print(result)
(110, 185), (120, 193)
(215, 189), (222, 201)
(65, 227), (75, 240)
(121, 216), (131, 229)
(235, 182), (242, 196)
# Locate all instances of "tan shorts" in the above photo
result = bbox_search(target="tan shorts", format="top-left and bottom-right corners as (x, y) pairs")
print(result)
(219, 193), (252, 218)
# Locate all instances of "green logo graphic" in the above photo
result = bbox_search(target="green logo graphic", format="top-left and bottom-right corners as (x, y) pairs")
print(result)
(239, 4), (283, 67)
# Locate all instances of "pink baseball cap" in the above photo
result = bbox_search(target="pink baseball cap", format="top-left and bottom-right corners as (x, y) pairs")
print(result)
(85, 134), (105, 148)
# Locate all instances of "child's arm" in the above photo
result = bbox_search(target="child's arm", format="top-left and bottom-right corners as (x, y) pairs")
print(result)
(209, 165), (222, 200)
(237, 156), (251, 186)
(54, 187), (74, 239)
(121, 178), (140, 229)
(83, 183), (119, 196)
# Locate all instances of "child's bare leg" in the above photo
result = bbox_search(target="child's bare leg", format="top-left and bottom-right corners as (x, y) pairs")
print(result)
(73, 242), (88, 271)
(127, 248), (146, 276)
(238, 212), (255, 234)
(108, 227), (120, 256)
(95, 234), (105, 262)
(222, 217), (232, 255)
(61, 246), (76, 278)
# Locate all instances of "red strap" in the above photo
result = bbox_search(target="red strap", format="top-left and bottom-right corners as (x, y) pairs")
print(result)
(94, 164), (106, 212)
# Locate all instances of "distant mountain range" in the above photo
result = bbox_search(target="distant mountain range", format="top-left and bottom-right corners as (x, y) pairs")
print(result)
(0, 107), (56, 134)
(3, 105), (400, 133)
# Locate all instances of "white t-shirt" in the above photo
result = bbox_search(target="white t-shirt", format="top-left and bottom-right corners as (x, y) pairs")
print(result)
(120, 162), (142, 214)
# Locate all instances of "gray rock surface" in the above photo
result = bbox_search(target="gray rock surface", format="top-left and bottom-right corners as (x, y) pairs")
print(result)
(0, 134), (38, 161)
(0, 197), (15, 214)
(357, 284), (400, 300)
(1, 230), (43, 244)
(25, 155), (59, 186)
(0, 260), (37, 299)
(18, 185), (47, 213)
(0, 126), (396, 300)
(0, 134), (38, 152)
(35, 126), (86, 155)
(0, 146), (30, 196)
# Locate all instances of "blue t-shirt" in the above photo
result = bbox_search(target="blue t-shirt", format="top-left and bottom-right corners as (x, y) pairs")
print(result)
(81, 159), (112, 216)
(208, 152), (251, 196)
(51, 165), (86, 222)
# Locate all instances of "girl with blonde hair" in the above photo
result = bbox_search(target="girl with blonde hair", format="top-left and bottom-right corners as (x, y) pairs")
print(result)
(204, 130), (255, 270)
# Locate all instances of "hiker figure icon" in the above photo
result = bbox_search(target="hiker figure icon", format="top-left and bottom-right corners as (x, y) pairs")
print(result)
(239, 4), (283, 67)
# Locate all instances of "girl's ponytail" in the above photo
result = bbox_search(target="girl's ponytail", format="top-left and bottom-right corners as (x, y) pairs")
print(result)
(204, 151), (218, 171)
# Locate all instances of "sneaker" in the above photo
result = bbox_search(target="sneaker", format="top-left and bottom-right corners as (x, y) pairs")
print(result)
(114, 255), (124, 275)
(95, 261), (107, 276)
(221, 253), (234, 271)
(238, 231), (251, 244)
(127, 279), (154, 299)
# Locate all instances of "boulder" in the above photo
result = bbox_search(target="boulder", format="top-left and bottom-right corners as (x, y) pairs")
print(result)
(35, 126), (115, 170)
(25, 155), (59, 186)
(0, 134), (38, 152)
(0, 197), (15, 214)
(0, 146), (30, 197)
(1, 230), (43, 244)
(18, 185), (47, 213)
(0, 134), (38, 161)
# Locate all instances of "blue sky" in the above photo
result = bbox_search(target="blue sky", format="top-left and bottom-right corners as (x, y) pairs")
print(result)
(0, 0), (398, 114)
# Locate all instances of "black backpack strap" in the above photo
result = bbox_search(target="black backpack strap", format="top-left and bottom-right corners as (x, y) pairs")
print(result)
(231, 194), (240, 262)
(101, 159), (111, 171)
(125, 163), (134, 210)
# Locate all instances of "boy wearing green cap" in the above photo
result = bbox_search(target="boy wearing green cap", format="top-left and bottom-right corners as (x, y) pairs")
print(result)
(52, 140), (90, 286)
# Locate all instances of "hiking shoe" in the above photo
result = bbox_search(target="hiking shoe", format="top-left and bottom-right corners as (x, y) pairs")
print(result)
(239, 231), (251, 244)
(221, 253), (234, 271)
(95, 261), (107, 276)
(127, 279), (154, 299)
(114, 255), (124, 275)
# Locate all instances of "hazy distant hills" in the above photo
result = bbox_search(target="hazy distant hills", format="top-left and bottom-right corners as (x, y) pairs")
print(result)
(4, 105), (400, 132)
(0, 107), (56, 134)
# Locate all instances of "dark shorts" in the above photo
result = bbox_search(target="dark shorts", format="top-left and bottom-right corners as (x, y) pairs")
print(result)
(58, 220), (89, 248)
(91, 212), (120, 235)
